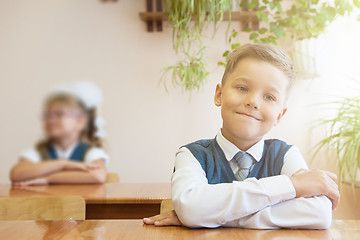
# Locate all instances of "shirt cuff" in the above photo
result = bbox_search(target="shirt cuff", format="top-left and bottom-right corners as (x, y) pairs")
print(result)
(259, 175), (296, 205)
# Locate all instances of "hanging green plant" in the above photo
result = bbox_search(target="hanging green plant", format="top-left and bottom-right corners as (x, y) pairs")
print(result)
(163, 0), (233, 94)
(161, 48), (208, 93)
(164, 0), (233, 52)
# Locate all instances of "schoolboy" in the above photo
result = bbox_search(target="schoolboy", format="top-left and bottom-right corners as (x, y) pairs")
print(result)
(144, 44), (339, 229)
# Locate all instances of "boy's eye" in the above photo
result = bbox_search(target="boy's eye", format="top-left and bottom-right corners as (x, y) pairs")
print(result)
(238, 86), (248, 92)
(264, 95), (275, 101)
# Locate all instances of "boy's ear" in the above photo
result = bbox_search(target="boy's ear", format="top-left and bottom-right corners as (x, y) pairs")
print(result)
(214, 84), (222, 107)
(274, 108), (287, 126)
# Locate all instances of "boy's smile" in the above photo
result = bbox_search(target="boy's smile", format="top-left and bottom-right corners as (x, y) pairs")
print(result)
(215, 57), (289, 151)
(236, 112), (261, 121)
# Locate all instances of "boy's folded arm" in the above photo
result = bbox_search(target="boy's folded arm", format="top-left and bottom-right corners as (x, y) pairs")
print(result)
(228, 195), (332, 229)
(171, 148), (296, 228)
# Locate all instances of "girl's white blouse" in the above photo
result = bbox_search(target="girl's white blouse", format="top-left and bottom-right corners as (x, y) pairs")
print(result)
(19, 145), (110, 166)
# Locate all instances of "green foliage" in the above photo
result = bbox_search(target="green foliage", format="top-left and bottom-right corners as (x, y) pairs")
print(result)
(313, 96), (360, 188)
(218, 29), (241, 67)
(163, 0), (233, 93)
(161, 48), (208, 93)
(164, 0), (233, 52)
(220, 0), (356, 66)
(355, 0), (360, 8)
(163, 0), (359, 92)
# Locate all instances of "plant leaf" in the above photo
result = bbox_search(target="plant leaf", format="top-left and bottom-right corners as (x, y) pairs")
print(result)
(231, 43), (241, 50)
(258, 27), (267, 34)
(250, 32), (259, 40)
(270, 22), (284, 38)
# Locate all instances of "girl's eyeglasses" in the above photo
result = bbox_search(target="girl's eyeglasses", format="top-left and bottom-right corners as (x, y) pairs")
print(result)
(42, 110), (83, 120)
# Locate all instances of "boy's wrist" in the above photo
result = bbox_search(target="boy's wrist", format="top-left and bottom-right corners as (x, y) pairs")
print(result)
(290, 168), (310, 198)
(289, 176), (300, 198)
(258, 175), (295, 204)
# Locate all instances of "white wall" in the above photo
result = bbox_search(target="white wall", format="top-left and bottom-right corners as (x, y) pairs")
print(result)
(0, 0), (359, 187)
(0, 0), (224, 183)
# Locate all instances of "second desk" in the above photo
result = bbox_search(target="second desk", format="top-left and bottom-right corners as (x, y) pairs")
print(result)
(0, 183), (171, 219)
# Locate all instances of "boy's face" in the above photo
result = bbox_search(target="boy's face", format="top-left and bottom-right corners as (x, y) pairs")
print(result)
(214, 57), (288, 150)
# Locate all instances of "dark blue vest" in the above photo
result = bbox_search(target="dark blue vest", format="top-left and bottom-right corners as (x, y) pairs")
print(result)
(183, 138), (292, 184)
(46, 143), (91, 162)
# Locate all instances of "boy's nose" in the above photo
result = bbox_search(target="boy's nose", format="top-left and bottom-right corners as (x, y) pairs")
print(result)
(246, 94), (259, 110)
(246, 103), (258, 110)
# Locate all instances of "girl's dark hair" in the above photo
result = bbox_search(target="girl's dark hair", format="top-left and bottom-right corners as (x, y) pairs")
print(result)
(85, 107), (102, 148)
(36, 93), (103, 159)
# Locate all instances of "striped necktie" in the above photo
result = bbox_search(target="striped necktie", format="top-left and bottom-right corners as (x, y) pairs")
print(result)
(233, 151), (254, 181)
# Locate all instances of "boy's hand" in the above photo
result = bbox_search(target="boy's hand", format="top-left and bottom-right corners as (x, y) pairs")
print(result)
(12, 177), (49, 186)
(143, 210), (182, 227)
(290, 169), (340, 210)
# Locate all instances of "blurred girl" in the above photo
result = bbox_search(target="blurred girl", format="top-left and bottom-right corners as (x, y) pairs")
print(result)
(10, 82), (109, 185)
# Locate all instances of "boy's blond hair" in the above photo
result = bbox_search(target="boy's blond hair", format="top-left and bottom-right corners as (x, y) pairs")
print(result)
(222, 44), (295, 91)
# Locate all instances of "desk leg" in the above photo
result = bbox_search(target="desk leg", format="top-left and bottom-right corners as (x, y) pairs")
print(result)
(86, 203), (161, 219)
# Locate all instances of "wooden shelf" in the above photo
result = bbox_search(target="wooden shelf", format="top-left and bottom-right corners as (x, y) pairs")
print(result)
(139, 11), (259, 32)
(139, 11), (258, 22)
(139, 0), (259, 32)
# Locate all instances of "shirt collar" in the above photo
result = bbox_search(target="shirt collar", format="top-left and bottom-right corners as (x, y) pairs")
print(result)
(216, 129), (264, 162)
(54, 143), (78, 159)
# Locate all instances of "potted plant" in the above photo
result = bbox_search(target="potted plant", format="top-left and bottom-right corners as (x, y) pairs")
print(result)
(313, 96), (360, 188)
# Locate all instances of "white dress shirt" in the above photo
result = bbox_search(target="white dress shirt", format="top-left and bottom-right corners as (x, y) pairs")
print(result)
(171, 130), (332, 229)
(20, 143), (110, 166)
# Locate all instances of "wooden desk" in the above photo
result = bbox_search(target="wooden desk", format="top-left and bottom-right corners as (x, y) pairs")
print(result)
(0, 220), (358, 240)
(0, 183), (171, 219)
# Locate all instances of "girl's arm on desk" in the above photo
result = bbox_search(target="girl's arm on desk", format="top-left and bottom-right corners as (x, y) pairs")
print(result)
(10, 159), (104, 184)
(46, 159), (106, 184)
